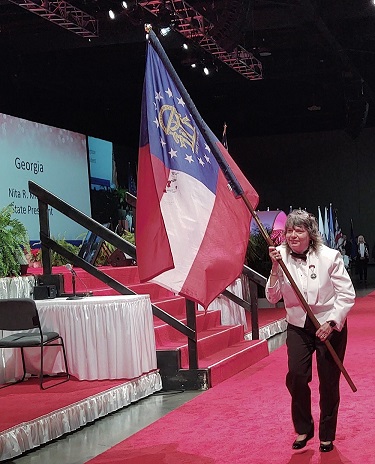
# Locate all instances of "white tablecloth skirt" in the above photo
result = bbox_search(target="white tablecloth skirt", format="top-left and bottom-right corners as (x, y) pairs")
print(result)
(0, 294), (157, 383)
(0, 275), (35, 300)
(198, 278), (247, 330)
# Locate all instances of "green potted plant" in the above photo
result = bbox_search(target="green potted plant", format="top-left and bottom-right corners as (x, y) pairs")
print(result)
(31, 236), (80, 267)
(0, 203), (30, 277)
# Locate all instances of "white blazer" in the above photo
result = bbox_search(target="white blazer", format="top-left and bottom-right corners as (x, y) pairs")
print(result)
(266, 244), (355, 331)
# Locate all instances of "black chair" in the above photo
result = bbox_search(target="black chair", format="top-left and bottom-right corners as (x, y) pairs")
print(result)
(0, 298), (70, 390)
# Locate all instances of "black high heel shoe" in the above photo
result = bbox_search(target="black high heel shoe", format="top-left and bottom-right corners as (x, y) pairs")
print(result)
(292, 427), (314, 450)
(319, 442), (334, 452)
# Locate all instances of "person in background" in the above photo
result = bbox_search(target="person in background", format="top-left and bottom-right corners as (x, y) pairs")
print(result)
(340, 234), (352, 258)
(356, 235), (369, 283)
(266, 210), (355, 453)
(341, 248), (351, 274)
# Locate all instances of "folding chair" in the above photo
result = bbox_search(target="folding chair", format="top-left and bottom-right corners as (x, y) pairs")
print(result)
(0, 298), (70, 390)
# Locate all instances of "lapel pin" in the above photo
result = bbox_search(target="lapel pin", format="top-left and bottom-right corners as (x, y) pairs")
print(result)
(309, 264), (317, 279)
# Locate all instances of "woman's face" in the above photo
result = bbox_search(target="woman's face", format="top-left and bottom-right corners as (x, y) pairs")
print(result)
(285, 225), (310, 253)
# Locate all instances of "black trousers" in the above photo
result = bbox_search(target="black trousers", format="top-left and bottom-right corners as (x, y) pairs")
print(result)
(357, 258), (368, 281)
(286, 318), (347, 442)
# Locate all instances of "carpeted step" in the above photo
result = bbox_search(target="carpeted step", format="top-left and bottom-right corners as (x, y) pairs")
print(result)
(162, 325), (246, 368)
(154, 310), (222, 345)
(102, 266), (140, 284)
(127, 282), (175, 301)
(152, 296), (187, 321)
(72, 280), (177, 300)
(204, 339), (269, 387)
(32, 265), (141, 293)
(90, 288), (119, 296)
(33, 265), (280, 390)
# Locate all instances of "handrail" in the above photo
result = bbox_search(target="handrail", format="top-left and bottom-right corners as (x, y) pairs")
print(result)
(124, 187), (268, 340)
(28, 181), (195, 341)
(29, 181), (268, 370)
(242, 264), (267, 287)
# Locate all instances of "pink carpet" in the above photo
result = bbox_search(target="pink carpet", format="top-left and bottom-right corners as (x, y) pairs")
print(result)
(87, 293), (375, 464)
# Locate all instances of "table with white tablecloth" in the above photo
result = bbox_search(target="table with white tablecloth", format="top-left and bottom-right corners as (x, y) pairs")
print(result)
(0, 294), (157, 384)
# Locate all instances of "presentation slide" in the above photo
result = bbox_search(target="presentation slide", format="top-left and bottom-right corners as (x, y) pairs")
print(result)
(88, 136), (114, 188)
(0, 113), (91, 242)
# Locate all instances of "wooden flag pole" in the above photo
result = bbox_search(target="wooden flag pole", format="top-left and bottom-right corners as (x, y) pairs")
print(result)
(241, 194), (357, 393)
(145, 24), (356, 393)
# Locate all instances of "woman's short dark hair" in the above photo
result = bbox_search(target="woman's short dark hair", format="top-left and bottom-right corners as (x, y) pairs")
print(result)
(284, 209), (324, 252)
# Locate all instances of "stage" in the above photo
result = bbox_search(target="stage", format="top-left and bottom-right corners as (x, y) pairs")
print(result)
(0, 292), (162, 461)
(0, 266), (286, 460)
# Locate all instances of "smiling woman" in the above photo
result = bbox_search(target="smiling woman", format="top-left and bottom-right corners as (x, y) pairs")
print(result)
(266, 209), (355, 453)
(285, 226), (310, 254)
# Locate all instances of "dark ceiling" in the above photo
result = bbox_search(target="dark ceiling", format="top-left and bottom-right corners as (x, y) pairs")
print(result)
(0, 0), (374, 146)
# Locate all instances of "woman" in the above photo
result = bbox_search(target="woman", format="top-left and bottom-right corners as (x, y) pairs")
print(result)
(266, 210), (355, 453)
(356, 235), (369, 282)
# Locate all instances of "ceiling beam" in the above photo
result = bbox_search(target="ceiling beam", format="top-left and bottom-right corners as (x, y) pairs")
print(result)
(8, 0), (98, 37)
(138, 0), (263, 80)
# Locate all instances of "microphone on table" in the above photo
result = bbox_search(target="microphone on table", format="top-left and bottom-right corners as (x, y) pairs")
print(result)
(65, 263), (93, 299)
(65, 263), (83, 300)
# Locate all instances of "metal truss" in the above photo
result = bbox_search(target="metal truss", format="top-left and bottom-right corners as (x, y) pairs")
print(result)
(8, 0), (98, 38)
(138, 0), (263, 80)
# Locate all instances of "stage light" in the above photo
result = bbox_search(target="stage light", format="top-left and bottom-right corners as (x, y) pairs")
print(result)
(160, 27), (171, 36)
(121, 1), (128, 8)
(259, 47), (272, 57)
(108, 9), (116, 19)
(191, 63), (197, 68)
(182, 43), (188, 50)
(203, 66), (209, 76)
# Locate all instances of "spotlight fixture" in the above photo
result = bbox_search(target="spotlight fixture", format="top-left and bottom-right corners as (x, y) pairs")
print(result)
(307, 104), (321, 112)
(182, 43), (188, 50)
(191, 63), (197, 68)
(160, 26), (171, 36)
(137, 0), (262, 80)
(203, 66), (209, 76)
(258, 47), (272, 57)
(121, 1), (128, 8)
(108, 9), (116, 19)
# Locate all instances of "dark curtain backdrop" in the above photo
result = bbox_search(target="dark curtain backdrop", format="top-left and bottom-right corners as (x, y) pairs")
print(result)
(229, 128), (375, 258)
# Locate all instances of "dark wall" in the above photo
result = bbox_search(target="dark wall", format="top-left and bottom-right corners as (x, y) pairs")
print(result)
(229, 128), (375, 257)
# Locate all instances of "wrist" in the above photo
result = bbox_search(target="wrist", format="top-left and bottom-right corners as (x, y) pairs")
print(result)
(327, 320), (336, 328)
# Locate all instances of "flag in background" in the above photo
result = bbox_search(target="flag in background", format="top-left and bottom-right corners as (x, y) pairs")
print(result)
(222, 122), (228, 150)
(328, 203), (335, 248)
(136, 41), (259, 308)
(324, 206), (329, 245)
(317, 206), (326, 242)
(334, 209), (343, 249)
